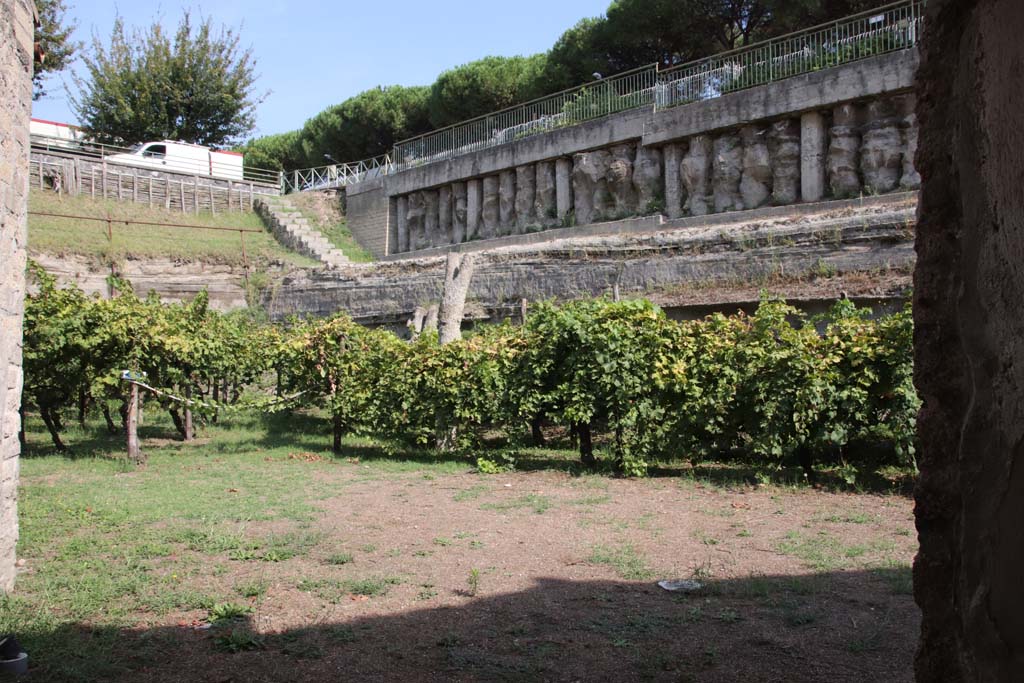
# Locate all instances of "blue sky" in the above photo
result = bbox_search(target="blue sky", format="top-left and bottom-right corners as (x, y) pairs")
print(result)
(32, 0), (612, 137)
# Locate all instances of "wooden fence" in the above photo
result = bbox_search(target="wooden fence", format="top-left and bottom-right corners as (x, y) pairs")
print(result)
(29, 150), (281, 214)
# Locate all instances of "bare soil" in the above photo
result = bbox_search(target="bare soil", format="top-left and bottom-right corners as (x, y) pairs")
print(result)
(103, 467), (917, 682)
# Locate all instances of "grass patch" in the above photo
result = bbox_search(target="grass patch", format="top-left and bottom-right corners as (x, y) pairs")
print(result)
(28, 192), (316, 267)
(587, 543), (654, 580)
(480, 494), (553, 515)
(297, 576), (402, 602)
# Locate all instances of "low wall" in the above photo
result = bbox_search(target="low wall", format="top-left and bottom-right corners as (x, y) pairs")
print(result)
(346, 50), (920, 258)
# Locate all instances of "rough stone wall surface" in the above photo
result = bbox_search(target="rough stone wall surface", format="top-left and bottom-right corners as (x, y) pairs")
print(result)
(912, 1), (1024, 680)
(378, 52), (923, 256)
(267, 199), (916, 325)
(0, 0), (33, 593)
(345, 181), (390, 258)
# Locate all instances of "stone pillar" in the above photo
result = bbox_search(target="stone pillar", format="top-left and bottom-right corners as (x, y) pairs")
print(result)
(800, 111), (827, 202)
(423, 190), (440, 247)
(406, 192), (426, 251)
(514, 165), (535, 232)
(632, 146), (663, 215)
(860, 99), (903, 194)
(913, 1), (1024, 680)
(498, 170), (516, 234)
(739, 126), (772, 210)
(894, 94), (920, 190)
(452, 182), (467, 244)
(827, 103), (862, 199)
(712, 132), (743, 213)
(663, 143), (684, 219)
(396, 195), (409, 253)
(768, 119), (801, 205)
(481, 176), (499, 239)
(681, 135), (713, 216)
(606, 143), (637, 218)
(555, 157), (573, 224)
(534, 161), (557, 228)
(572, 150), (610, 226)
(437, 185), (453, 246)
(0, 0), (34, 593)
(466, 178), (482, 240)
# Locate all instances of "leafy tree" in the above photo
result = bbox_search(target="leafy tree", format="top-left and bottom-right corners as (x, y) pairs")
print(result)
(240, 131), (304, 173)
(426, 54), (547, 128)
(71, 12), (264, 146)
(33, 0), (79, 100)
(298, 85), (431, 166)
(540, 17), (612, 92)
(603, 0), (719, 69)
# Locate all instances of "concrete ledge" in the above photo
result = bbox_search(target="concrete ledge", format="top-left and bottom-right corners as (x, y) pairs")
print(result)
(644, 50), (919, 145)
(379, 108), (649, 196)
(382, 191), (918, 262)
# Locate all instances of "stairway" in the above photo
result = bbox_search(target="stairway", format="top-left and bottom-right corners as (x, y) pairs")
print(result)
(254, 196), (349, 268)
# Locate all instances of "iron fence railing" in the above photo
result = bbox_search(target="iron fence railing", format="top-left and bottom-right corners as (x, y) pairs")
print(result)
(285, 0), (924, 186)
(29, 133), (283, 187)
(281, 153), (394, 193)
(391, 64), (657, 171)
(655, 0), (925, 108)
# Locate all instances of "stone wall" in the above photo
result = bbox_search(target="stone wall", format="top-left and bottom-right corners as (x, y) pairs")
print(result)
(0, 0), (34, 593)
(266, 194), (916, 325)
(912, 0), (1024, 679)
(345, 178), (391, 258)
(352, 51), (920, 257)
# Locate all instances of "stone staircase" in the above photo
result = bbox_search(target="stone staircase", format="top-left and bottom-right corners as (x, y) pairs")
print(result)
(255, 196), (349, 268)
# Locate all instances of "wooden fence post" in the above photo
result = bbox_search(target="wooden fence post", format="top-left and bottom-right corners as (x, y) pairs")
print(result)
(127, 381), (144, 466)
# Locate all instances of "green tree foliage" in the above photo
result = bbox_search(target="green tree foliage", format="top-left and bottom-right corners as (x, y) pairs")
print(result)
(71, 12), (264, 146)
(23, 270), (918, 482)
(426, 55), (547, 128)
(33, 0), (79, 100)
(240, 131), (304, 173)
(297, 85), (431, 167)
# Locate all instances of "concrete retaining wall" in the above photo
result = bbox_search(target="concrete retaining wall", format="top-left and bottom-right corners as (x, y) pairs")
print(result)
(346, 50), (920, 259)
(346, 177), (391, 258)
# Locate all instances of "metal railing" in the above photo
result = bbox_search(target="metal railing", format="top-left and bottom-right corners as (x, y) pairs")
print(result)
(392, 64), (658, 171)
(655, 0), (924, 108)
(29, 133), (283, 187)
(281, 153), (394, 193)
(286, 0), (924, 184)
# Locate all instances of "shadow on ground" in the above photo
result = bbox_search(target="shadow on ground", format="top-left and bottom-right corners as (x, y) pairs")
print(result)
(18, 569), (916, 683)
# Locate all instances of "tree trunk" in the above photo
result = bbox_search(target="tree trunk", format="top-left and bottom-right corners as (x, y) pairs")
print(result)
(78, 389), (88, 429)
(119, 399), (129, 433)
(102, 404), (118, 435)
(169, 408), (186, 439)
(183, 385), (194, 442)
(18, 404), (26, 449)
(40, 406), (66, 452)
(530, 415), (546, 446)
(576, 422), (595, 467)
(211, 381), (219, 424)
(127, 382), (144, 466)
(332, 413), (343, 454)
(438, 252), (477, 344)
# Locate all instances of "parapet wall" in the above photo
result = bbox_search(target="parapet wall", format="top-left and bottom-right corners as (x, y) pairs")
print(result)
(346, 50), (919, 259)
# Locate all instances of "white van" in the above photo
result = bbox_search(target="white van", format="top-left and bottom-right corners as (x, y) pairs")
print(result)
(107, 140), (244, 181)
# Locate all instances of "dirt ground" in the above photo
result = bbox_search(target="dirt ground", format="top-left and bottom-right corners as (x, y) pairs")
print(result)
(89, 464), (918, 683)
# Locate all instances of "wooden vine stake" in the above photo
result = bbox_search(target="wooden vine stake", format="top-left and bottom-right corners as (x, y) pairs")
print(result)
(126, 381), (144, 466)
